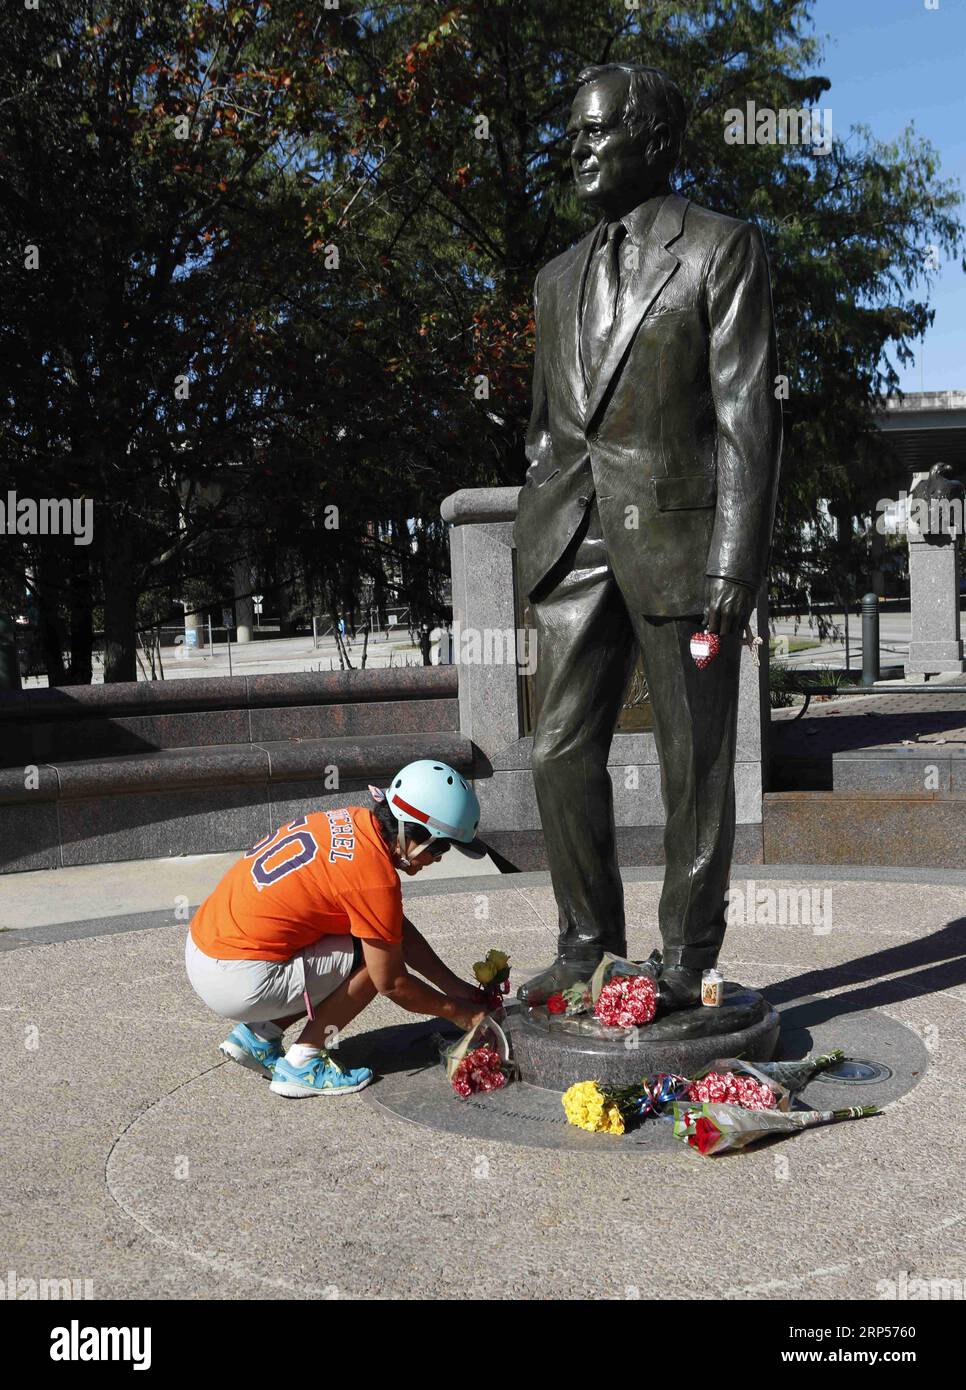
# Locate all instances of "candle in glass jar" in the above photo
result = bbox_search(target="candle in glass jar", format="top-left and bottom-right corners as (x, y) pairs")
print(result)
(701, 968), (724, 1007)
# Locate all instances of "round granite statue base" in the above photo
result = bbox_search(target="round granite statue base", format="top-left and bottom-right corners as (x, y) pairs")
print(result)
(505, 984), (779, 1091)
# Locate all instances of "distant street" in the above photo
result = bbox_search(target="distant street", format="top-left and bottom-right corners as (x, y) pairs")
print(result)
(772, 606), (965, 672)
(21, 625), (431, 686)
(19, 604), (966, 686)
(771, 611), (914, 672)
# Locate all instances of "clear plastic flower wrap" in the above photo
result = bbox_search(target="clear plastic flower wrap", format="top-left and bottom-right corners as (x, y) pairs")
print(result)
(436, 1014), (514, 1096)
(672, 1100), (879, 1156)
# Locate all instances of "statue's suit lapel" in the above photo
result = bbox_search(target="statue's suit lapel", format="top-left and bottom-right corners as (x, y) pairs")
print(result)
(550, 222), (601, 415)
(583, 194), (689, 433)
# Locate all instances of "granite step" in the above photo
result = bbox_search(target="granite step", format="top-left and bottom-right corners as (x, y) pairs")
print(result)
(832, 744), (966, 797)
(0, 696), (458, 766)
(0, 730), (476, 874)
(0, 665), (457, 718)
(763, 790), (965, 868)
(0, 668), (458, 767)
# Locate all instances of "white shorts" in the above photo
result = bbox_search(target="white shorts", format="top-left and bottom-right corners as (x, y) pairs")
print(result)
(185, 932), (357, 1023)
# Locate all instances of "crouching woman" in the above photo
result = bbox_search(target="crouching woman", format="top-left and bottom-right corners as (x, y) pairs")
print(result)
(185, 760), (490, 1098)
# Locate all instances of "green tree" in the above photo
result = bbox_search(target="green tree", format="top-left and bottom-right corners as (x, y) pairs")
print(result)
(329, 0), (963, 591)
(2, 0), (356, 679)
(1, 0), (961, 683)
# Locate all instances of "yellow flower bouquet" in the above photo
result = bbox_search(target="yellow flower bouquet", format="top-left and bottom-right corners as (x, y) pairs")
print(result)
(561, 1081), (626, 1135)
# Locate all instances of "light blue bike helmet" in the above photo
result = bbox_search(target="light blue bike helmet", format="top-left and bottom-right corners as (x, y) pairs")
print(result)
(379, 759), (485, 861)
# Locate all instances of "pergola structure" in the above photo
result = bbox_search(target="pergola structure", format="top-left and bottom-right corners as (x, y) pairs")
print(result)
(876, 390), (966, 477)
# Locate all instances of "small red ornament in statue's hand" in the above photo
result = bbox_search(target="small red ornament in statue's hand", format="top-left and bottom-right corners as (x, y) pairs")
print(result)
(689, 630), (721, 669)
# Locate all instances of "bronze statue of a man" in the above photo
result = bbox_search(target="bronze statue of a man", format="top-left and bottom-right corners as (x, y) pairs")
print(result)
(514, 63), (782, 1010)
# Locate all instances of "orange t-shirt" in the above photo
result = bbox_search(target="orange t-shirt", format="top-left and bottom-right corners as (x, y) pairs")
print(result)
(190, 807), (403, 961)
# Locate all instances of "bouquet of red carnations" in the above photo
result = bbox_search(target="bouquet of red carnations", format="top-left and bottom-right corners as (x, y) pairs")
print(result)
(451, 1044), (510, 1097)
(686, 1069), (778, 1112)
(594, 973), (657, 1027)
(588, 952), (660, 1028)
(684, 1050), (849, 1114)
(438, 1012), (514, 1098)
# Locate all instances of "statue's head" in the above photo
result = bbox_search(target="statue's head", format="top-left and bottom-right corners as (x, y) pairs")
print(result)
(568, 63), (687, 215)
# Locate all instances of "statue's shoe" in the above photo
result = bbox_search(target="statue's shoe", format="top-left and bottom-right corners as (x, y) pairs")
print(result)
(516, 958), (601, 1005)
(655, 965), (703, 1015)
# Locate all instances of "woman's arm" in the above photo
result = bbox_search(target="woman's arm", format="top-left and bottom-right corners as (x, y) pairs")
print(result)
(401, 916), (481, 1000)
(362, 937), (484, 1030)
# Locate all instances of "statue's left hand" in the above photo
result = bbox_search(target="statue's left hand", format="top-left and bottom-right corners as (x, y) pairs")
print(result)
(703, 577), (755, 636)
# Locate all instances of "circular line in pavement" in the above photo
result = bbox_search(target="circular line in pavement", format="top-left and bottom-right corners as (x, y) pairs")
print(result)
(103, 1060), (340, 1299)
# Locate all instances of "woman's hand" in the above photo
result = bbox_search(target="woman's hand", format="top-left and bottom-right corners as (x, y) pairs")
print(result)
(456, 1006), (490, 1032)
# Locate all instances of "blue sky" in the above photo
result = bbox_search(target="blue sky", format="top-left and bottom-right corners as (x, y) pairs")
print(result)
(807, 0), (965, 392)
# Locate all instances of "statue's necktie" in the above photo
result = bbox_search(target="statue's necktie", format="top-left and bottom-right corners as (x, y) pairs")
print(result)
(581, 219), (627, 380)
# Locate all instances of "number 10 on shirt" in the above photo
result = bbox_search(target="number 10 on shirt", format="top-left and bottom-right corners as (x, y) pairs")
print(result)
(245, 816), (318, 890)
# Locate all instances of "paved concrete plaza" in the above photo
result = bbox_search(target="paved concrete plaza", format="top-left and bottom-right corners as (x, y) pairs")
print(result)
(2, 856), (965, 1300)
(772, 684), (966, 757)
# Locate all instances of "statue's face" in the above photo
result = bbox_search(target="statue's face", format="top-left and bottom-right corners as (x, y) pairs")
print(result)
(567, 74), (651, 208)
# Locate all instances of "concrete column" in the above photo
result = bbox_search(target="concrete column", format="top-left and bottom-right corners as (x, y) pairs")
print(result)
(443, 492), (522, 761)
(183, 608), (206, 650)
(904, 467), (964, 678)
(232, 560), (255, 644)
(869, 522), (887, 597)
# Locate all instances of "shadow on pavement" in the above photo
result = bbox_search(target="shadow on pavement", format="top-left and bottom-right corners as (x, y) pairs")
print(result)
(338, 1017), (461, 1077)
(763, 915), (966, 1027)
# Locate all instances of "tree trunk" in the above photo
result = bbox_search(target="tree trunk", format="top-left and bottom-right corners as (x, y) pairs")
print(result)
(34, 554), (68, 686)
(419, 625), (432, 666)
(102, 524), (138, 682)
(278, 587), (297, 638)
(65, 553), (93, 685)
(103, 585), (138, 682)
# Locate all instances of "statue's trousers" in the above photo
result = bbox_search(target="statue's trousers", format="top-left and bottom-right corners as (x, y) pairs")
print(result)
(528, 497), (741, 972)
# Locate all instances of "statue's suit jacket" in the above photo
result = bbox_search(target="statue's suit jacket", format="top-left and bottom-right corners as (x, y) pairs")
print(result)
(513, 193), (782, 614)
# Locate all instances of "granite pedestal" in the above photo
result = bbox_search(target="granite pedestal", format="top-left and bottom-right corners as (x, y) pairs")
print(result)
(906, 522), (964, 677)
(504, 987), (779, 1091)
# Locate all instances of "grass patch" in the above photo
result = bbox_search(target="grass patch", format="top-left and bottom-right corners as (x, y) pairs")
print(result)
(769, 637), (822, 655)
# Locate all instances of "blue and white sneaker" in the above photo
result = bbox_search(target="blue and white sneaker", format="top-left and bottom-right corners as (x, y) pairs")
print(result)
(269, 1050), (373, 1099)
(219, 1023), (284, 1078)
